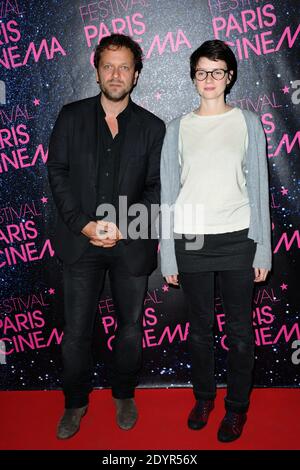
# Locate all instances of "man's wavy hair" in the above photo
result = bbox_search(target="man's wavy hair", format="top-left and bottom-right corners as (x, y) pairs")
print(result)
(94, 33), (143, 74)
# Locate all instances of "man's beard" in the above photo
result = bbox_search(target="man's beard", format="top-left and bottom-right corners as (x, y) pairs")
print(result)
(99, 80), (134, 102)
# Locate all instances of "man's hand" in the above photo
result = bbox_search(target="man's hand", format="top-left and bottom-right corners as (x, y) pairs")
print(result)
(81, 221), (116, 248)
(81, 221), (98, 239)
(82, 220), (123, 248)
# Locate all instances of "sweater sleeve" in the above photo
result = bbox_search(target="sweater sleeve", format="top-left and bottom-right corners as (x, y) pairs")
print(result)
(252, 117), (272, 270)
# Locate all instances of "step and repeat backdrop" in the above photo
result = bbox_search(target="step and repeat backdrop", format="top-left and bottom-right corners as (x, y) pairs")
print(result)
(0, 0), (299, 390)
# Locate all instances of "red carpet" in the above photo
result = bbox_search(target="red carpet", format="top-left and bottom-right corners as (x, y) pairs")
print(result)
(1, 388), (299, 450)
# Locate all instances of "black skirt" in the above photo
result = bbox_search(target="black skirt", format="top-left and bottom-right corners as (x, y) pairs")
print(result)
(174, 228), (256, 272)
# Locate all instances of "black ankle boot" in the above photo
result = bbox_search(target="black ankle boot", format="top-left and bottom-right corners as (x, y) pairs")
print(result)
(217, 411), (247, 442)
(187, 399), (214, 430)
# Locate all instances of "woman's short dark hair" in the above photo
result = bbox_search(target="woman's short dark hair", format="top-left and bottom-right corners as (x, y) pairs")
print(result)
(190, 39), (237, 92)
(94, 33), (143, 73)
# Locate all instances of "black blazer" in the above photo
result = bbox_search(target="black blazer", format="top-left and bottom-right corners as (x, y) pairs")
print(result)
(47, 94), (165, 276)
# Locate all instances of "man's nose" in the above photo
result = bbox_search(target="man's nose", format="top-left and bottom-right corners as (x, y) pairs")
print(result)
(112, 67), (121, 78)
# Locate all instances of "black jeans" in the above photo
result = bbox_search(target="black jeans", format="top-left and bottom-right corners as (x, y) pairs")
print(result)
(180, 269), (255, 413)
(62, 244), (148, 409)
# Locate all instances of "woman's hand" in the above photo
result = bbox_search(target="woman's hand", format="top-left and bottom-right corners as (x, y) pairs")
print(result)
(254, 268), (269, 282)
(165, 275), (179, 286)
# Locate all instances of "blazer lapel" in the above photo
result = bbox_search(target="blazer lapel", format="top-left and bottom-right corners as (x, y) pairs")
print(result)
(118, 109), (141, 188)
(79, 94), (100, 178)
(90, 94), (101, 177)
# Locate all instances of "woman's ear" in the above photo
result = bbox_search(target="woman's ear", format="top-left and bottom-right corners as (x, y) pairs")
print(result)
(227, 70), (234, 85)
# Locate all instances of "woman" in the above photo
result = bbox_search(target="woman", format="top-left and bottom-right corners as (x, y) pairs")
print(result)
(160, 40), (271, 442)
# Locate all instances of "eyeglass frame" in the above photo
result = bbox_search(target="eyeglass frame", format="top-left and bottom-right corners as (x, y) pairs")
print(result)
(194, 68), (229, 81)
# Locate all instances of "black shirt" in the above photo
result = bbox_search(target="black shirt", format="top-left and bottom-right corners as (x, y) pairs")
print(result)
(95, 97), (131, 219)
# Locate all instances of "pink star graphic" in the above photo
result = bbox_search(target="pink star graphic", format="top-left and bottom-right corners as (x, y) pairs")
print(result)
(281, 187), (288, 196)
(281, 86), (290, 94)
(155, 92), (162, 101)
(48, 288), (55, 295)
(162, 284), (169, 292)
(33, 98), (40, 106)
(280, 283), (288, 291)
(41, 196), (48, 203)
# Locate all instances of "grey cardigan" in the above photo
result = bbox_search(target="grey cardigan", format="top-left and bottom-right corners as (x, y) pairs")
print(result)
(160, 109), (272, 276)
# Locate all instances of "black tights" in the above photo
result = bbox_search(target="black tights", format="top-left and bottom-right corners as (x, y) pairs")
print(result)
(180, 268), (255, 413)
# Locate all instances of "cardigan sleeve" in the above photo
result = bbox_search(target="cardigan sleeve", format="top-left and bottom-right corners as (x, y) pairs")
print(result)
(159, 121), (181, 276)
(252, 117), (272, 270)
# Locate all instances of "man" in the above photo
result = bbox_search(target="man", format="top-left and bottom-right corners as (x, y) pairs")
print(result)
(47, 33), (165, 439)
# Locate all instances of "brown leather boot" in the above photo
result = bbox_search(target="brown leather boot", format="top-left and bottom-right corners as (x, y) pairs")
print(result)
(56, 405), (88, 439)
(114, 398), (138, 430)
